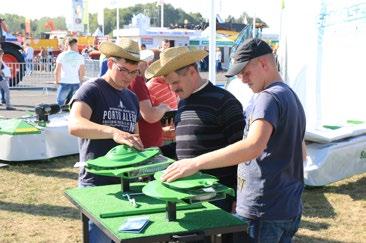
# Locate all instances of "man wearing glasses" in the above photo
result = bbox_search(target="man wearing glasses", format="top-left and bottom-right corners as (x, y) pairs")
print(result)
(68, 38), (144, 243)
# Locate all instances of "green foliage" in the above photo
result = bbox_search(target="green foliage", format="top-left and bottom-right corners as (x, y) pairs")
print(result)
(224, 12), (267, 27)
(1, 2), (210, 37)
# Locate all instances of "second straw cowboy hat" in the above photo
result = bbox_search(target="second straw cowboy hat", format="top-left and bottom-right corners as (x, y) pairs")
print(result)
(99, 38), (141, 62)
(145, 46), (208, 80)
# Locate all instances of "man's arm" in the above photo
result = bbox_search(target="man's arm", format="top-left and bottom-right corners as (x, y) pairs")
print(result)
(68, 101), (143, 150)
(79, 64), (86, 83)
(54, 62), (61, 84)
(139, 99), (170, 123)
(162, 119), (273, 182)
(302, 141), (307, 161)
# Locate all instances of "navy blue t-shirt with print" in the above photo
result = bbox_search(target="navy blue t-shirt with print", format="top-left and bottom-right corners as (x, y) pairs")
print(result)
(236, 81), (306, 220)
(70, 78), (140, 186)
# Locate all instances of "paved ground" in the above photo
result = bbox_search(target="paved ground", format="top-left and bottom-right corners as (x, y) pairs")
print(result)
(0, 71), (228, 119)
(0, 89), (57, 119)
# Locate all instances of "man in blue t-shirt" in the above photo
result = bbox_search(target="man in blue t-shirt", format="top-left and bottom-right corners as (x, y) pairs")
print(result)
(162, 39), (306, 243)
(68, 38), (144, 243)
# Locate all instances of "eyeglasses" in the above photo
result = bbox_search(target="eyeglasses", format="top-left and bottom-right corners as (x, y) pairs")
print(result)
(113, 62), (139, 77)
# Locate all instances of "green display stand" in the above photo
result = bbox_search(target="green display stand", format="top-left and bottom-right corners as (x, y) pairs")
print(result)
(65, 183), (246, 243)
(0, 119), (40, 135)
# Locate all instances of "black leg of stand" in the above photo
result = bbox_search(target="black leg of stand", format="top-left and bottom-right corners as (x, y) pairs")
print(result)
(81, 213), (89, 243)
(166, 201), (177, 221)
(121, 178), (129, 192)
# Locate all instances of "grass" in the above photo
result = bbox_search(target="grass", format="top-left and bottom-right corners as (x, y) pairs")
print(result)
(0, 155), (365, 242)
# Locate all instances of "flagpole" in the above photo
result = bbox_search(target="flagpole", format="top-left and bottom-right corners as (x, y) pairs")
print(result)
(161, 1), (164, 27)
(117, 7), (119, 33)
(208, 0), (217, 84)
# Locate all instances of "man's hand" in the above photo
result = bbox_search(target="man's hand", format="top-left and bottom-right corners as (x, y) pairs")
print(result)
(161, 158), (199, 182)
(112, 131), (144, 151)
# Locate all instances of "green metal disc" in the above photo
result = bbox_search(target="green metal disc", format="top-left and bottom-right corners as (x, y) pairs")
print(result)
(154, 171), (219, 189)
(86, 145), (160, 169)
(142, 180), (235, 203)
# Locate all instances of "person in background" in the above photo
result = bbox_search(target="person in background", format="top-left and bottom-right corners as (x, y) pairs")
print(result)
(137, 49), (154, 81)
(24, 42), (34, 75)
(161, 39), (172, 50)
(146, 60), (179, 144)
(81, 47), (91, 60)
(38, 47), (48, 71)
(54, 37), (85, 106)
(0, 19), (8, 104)
(140, 43), (146, 50)
(215, 47), (222, 72)
(162, 39), (307, 243)
(68, 39), (144, 243)
(129, 45), (171, 148)
(0, 49), (15, 110)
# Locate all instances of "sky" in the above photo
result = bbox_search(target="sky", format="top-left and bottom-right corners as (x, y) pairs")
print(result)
(0, 0), (282, 33)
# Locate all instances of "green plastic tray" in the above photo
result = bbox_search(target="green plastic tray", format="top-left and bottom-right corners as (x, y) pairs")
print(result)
(87, 145), (160, 169)
(154, 171), (219, 189)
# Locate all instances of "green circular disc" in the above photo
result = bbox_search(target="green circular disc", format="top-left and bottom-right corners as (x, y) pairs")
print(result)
(142, 180), (192, 203)
(87, 145), (160, 168)
(154, 171), (219, 189)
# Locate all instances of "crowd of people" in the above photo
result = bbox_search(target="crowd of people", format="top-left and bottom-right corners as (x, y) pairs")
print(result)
(65, 36), (307, 243)
(2, 17), (306, 240)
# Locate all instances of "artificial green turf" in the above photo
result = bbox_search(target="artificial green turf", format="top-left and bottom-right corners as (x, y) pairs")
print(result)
(65, 183), (245, 241)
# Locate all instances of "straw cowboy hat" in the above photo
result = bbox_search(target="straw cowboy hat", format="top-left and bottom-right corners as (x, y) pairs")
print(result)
(99, 38), (141, 62)
(145, 46), (208, 80)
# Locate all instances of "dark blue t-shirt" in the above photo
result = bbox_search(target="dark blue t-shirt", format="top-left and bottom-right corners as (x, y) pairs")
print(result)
(236, 81), (306, 220)
(70, 78), (140, 186)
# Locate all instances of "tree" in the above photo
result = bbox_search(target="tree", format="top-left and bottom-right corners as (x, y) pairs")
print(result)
(224, 12), (267, 27)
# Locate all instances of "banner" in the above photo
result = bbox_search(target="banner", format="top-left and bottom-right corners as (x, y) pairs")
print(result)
(68, 0), (84, 32)
(82, 0), (89, 25)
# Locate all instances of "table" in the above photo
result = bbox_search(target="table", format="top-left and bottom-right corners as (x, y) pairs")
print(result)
(65, 183), (246, 243)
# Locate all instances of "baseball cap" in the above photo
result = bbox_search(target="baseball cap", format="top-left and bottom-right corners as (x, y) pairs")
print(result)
(225, 38), (273, 78)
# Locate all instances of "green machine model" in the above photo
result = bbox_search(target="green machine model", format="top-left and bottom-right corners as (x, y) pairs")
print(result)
(85, 145), (235, 221)
(143, 171), (235, 221)
(85, 145), (174, 192)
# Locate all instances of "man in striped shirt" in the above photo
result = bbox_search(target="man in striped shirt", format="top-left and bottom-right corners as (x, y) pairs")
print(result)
(145, 47), (245, 213)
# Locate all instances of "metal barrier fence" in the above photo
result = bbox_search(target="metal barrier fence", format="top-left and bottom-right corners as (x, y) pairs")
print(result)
(6, 59), (100, 90)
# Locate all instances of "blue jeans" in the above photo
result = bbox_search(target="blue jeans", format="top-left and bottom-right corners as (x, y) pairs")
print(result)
(79, 183), (112, 243)
(56, 83), (80, 106)
(233, 214), (301, 243)
(26, 59), (33, 74)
